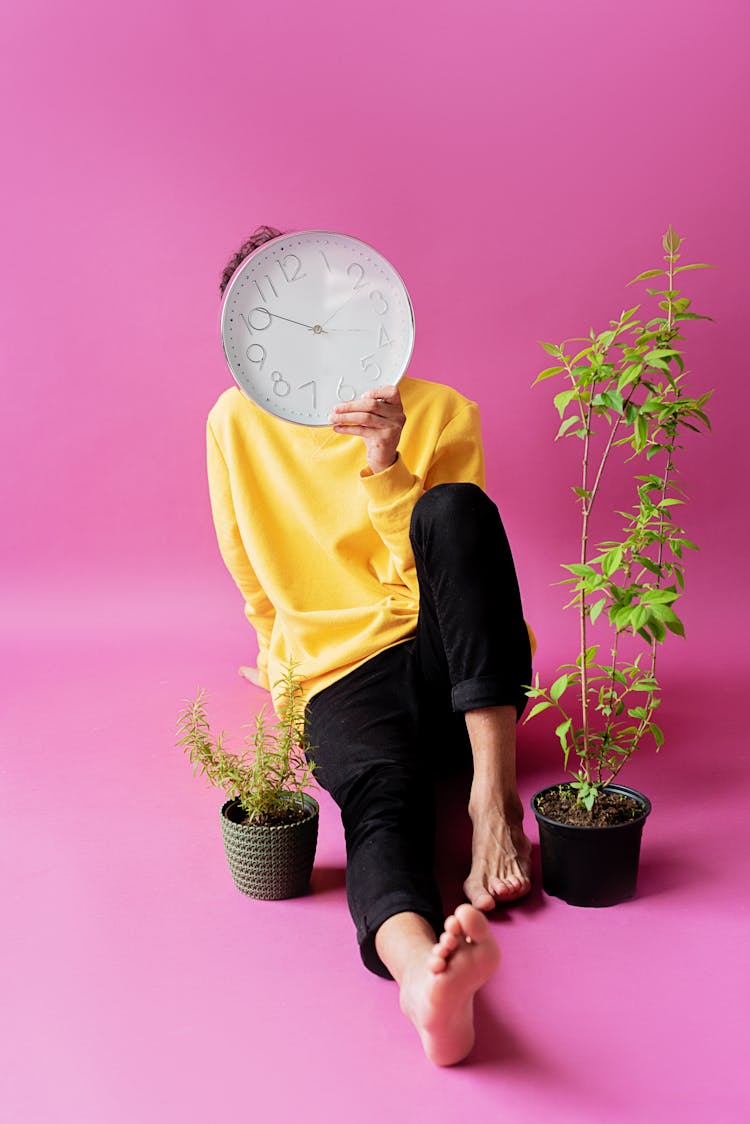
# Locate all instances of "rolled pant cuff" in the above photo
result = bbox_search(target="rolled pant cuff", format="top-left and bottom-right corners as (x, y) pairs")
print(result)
(451, 675), (519, 713)
(359, 897), (445, 980)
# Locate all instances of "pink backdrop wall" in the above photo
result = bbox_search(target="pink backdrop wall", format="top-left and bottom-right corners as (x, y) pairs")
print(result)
(3, 5), (749, 1120)
(2, 0), (746, 670)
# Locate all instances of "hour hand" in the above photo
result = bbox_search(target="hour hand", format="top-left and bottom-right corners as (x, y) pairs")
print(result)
(267, 312), (320, 331)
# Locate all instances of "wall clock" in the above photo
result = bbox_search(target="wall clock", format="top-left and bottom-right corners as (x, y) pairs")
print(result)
(220, 230), (416, 426)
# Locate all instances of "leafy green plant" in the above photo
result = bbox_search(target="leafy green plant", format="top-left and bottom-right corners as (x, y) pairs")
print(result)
(524, 226), (713, 813)
(176, 662), (317, 825)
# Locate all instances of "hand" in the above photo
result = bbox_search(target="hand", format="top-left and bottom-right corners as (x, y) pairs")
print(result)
(329, 384), (406, 475)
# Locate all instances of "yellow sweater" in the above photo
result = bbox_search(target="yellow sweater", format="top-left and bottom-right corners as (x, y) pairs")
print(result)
(206, 376), (488, 703)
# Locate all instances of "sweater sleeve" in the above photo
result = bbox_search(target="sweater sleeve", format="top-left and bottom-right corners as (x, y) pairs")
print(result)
(206, 419), (276, 688)
(359, 402), (485, 594)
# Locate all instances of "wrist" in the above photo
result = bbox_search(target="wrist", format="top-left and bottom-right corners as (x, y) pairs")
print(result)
(366, 451), (399, 475)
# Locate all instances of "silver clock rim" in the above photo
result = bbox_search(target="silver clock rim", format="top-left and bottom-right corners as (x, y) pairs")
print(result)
(218, 229), (416, 428)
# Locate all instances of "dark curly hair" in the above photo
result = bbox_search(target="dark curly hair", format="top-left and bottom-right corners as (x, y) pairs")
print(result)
(219, 224), (287, 297)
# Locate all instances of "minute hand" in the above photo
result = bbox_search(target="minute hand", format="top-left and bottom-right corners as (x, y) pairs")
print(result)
(320, 284), (369, 328)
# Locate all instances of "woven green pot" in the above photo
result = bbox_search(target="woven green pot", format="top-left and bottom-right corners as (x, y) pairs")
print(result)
(219, 795), (319, 900)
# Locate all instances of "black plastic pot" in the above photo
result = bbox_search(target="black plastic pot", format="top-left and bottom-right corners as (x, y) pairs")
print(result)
(531, 783), (652, 907)
(220, 794), (319, 900)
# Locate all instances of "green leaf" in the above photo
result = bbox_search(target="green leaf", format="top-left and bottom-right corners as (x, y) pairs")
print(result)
(672, 538), (699, 552)
(645, 348), (682, 360)
(613, 606), (635, 630)
(539, 341), (562, 356)
(665, 615), (686, 638)
(602, 546), (624, 577)
(525, 700), (554, 721)
(650, 722), (665, 747)
(550, 675), (570, 703)
(576, 645), (599, 668)
(641, 588), (679, 605)
(628, 269), (664, 283)
(555, 717), (572, 751)
(553, 388), (577, 418)
(555, 415), (580, 440)
(589, 598), (607, 624)
(632, 605), (650, 631)
(663, 225), (681, 254)
(533, 364), (566, 385)
(635, 555), (662, 576)
(599, 389), (625, 413)
(650, 617), (666, 643)
(673, 263), (714, 273)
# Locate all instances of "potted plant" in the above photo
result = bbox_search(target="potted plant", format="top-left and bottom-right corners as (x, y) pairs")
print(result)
(176, 662), (319, 900)
(524, 225), (713, 906)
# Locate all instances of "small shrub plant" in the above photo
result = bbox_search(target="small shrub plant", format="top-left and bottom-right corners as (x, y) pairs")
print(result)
(176, 662), (316, 826)
(524, 226), (713, 816)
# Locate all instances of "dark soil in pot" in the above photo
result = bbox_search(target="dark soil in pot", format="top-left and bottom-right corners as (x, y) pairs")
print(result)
(223, 800), (311, 828)
(536, 784), (644, 827)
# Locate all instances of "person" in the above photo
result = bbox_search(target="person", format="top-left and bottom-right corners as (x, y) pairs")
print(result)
(207, 224), (534, 1067)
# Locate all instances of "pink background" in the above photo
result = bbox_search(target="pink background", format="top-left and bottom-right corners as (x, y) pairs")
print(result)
(2, 2), (748, 1121)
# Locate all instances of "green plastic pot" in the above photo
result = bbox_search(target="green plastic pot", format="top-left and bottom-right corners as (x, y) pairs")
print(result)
(219, 794), (319, 900)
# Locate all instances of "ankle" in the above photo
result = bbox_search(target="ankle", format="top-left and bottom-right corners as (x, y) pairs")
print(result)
(468, 786), (524, 825)
(375, 912), (437, 985)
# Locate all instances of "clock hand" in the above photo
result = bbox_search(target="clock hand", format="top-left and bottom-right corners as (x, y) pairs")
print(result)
(320, 285), (368, 328)
(267, 311), (321, 331)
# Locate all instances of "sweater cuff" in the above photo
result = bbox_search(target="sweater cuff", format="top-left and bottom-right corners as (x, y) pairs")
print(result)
(359, 453), (419, 506)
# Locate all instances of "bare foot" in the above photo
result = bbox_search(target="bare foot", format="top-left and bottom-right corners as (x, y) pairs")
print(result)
(399, 905), (500, 1066)
(464, 795), (532, 910)
(238, 665), (262, 687)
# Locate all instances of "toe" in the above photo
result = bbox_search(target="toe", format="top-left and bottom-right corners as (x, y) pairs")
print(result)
(444, 914), (463, 938)
(454, 903), (492, 943)
(491, 874), (531, 902)
(438, 931), (458, 955)
(429, 951), (448, 974)
(463, 877), (496, 912)
(472, 890), (496, 911)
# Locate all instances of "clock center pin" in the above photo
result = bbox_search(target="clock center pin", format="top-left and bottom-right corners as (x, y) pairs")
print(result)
(312, 324), (323, 334)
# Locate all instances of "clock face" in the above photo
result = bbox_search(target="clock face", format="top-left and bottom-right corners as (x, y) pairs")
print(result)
(220, 230), (415, 426)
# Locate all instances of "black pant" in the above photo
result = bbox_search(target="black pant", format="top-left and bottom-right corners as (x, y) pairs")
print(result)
(304, 483), (532, 978)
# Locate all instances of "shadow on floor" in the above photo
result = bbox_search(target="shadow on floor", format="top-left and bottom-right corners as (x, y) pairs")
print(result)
(309, 864), (347, 895)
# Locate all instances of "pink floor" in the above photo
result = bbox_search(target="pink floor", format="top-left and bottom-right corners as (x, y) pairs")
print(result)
(2, 579), (748, 1124)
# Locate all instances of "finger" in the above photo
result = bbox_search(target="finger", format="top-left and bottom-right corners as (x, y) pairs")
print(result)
(364, 384), (400, 404)
(330, 425), (375, 438)
(331, 396), (396, 417)
(329, 411), (393, 428)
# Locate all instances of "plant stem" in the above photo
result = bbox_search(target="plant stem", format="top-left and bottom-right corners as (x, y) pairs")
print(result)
(579, 394), (594, 777)
(585, 383), (638, 520)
